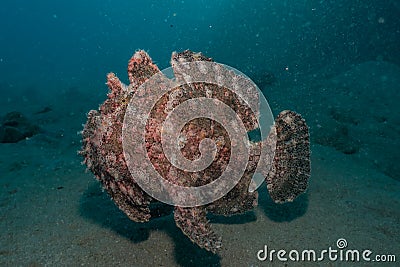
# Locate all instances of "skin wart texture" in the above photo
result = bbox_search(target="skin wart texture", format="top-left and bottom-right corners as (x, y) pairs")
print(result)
(80, 50), (310, 254)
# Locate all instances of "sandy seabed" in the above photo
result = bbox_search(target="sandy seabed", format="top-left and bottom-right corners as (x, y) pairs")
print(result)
(0, 61), (399, 266)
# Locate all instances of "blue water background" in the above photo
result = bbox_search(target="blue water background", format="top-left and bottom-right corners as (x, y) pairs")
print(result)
(1, 0), (399, 92)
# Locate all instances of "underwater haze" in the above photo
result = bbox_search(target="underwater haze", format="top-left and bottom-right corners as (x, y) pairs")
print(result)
(0, 0), (399, 266)
(2, 0), (399, 89)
